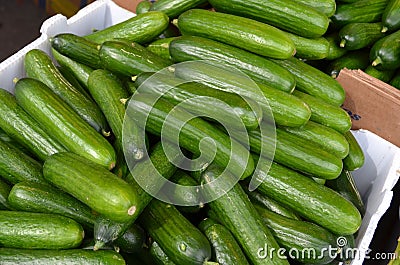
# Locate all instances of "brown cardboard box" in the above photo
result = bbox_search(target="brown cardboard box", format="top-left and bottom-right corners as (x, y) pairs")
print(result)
(337, 69), (400, 147)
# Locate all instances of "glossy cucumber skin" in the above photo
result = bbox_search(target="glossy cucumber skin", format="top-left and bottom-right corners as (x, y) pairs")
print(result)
(382, 0), (400, 32)
(0, 211), (84, 250)
(57, 64), (92, 100)
(169, 36), (296, 93)
(43, 152), (138, 223)
(113, 224), (146, 254)
(0, 178), (12, 210)
(208, 0), (329, 38)
(364, 65), (396, 82)
(339, 22), (386, 50)
(326, 34), (348, 60)
(285, 32), (330, 60)
(176, 9), (295, 59)
(150, 241), (177, 265)
(136, 1), (152, 14)
(14, 78), (116, 169)
(24, 49), (108, 134)
(85, 11), (169, 44)
(343, 131), (365, 171)
(0, 89), (65, 161)
(292, 0), (336, 17)
(147, 37), (176, 60)
(326, 49), (370, 78)
(370, 29), (400, 70)
(150, 0), (208, 18)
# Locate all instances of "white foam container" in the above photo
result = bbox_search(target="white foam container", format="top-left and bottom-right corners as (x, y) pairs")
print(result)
(0, 1), (399, 263)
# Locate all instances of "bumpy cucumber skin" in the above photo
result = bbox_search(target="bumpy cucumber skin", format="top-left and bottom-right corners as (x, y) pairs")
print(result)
(113, 223), (146, 254)
(343, 131), (365, 171)
(150, 0), (208, 18)
(147, 37), (176, 60)
(382, 0), (400, 32)
(326, 34), (348, 60)
(326, 49), (370, 78)
(0, 178), (12, 210)
(370, 29), (400, 70)
(136, 0), (152, 14)
(285, 33), (329, 60)
(150, 241), (177, 265)
(338, 22), (386, 50)
(292, 0), (336, 17)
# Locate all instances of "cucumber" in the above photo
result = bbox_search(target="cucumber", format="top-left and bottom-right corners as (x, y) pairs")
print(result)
(343, 131), (365, 171)
(175, 9), (295, 59)
(57, 64), (92, 100)
(15, 78), (116, 169)
(199, 165), (289, 265)
(0, 211), (84, 249)
(24, 49), (109, 134)
(99, 40), (172, 77)
(326, 33), (348, 60)
(172, 61), (310, 128)
(280, 121), (350, 159)
(331, 0), (389, 28)
(292, 0), (336, 17)
(382, 0), (400, 32)
(113, 223), (146, 254)
(0, 89), (65, 161)
(150, 0), (208, 18)
(208, 0), (329, 38)
(0, 248), (126, 265)
(85, 11), (169, 44)
(136, 0), (152, 14)
(169, 35), (296, 93)
(255, 162), (362, 235)
(134, 71), (263, 130)
(285, 32), (329, 60)
(198, 218), (250, 265)
(271, 57), (346, 106)
(364, 65), (396, 82)
(339, 22), (386, 50)
(147, 37), (176, 60)
(292, 90), (352, 133)
(150, 241), (176, 265)
(8, 181), (97, 229)
(0, 178), (12, 210)
(326, 49), (370, 78)
(390, 70), (400, 89)
(139, 199), (212, 265)
(254, 204), (337, 264)
(326, 170), (365, 216)
(370, 29), (400, 70)
(43, 152), (138, 223)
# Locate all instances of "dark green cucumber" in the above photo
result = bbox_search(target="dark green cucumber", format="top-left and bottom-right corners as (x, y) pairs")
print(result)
(198, 218), (250, 265)
(326, 49), (370, 78)
(15, 78), (116, 169)
(326, 170), (365, 215)
(136, 0), (152, 14)
(390, 70), (400, 89)
(139, 199), (212, 265)
(331, 0), (389, 28)
(339, 22), (386, 50)
(150, 0), (208, 18)
(370, 29), (400, 70)
(0, 178), (12, 210)
(134, 71), (263, 130)
(209, 0), (328, 38)
(254, 162), (362, 235)
(175, 9), (295, 59)
(292, 0), (336, 17)
(326, 34), (348, 60)
(169, 35), (296, 93)
(293, 90), (352, 133)
(343, 131), (365, 171)
(99, 40), (172, 76)
(113, 223), (146, 253)
(128, 93), (254, 179)
(285, 33), (329, 60)
(0, 248), (126, 264)
(147, 37), (176, 60)
(281, 121), (349, 159)
(8, 181), (97, 229)
(85, 11), (169, 44)
(254, 204), (337, 264)
(200, 165), (289, 265)
(271, 57), (346, 106)
(24, 49), (108, 134)
(150, 241), (177, 265)
(364, 65), (396, 82)
(0, 89), (65, 161)
(382, 0), (400, 32)
(50, 33), (101, 69)
(172, 61), (311, 127)
(0, 211), (84, 249)
(43, 152), (138, 223)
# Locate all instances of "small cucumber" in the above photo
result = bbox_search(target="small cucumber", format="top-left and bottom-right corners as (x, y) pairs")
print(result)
(150, 0), (208, 18)
(370, 29), (400, 70)
(285, 32), (329, 60)
(15, 78), (116, 169)
(339, 22), (386, 50)
(113, 223), (146, 254)
(364, 65), (396, 82)
(382, 0), (400, 32)
(85, 11), (169, 44)
(326, 49), (370, 78)
(292, 0), (336, 17)
(136, 0), (152, 14)
(147, 37), (176, 60)
(0, 211), (84, 249)
(343, 131), (365, 171)
(0, 178), (12, 210)
(326, 33), (348, 60)
(150, 241), (176, 265)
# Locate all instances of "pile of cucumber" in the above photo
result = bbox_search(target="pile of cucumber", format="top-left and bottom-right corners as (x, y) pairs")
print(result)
(0, 0), (374, 264)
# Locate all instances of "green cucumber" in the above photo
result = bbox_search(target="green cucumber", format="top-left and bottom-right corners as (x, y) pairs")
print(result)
(8, 181), (97, 229)
(169, 35), (296, 93)
(113, 223), (146, 254)
(292, 90), (352, 133)
(24, 49), (109, 134)
(209, 0), (328, 38)
(339, 22), (386, 50)
(326, 34), (348, 60)
(175, 9), (295, 59)
(172, 60), (311, 127)
(136, 0), (152, 14)
(57, 64), (92, 100)
(254, 204), (337, 264)
(150, 241), (176, 265)
(292, 0), (336, 17)
(0, 89), (65, 161)
(43, 152), (138, 223)
(390, 70), (400, 89)
(0, 178), (12, 210)
(326, 49), (370, 78)
(99, 40), (172, 76)
(280, 121), (350, 159)
(198, 218), (250, 265)
(382, 0), (400, 32)
(0, 211), (84, 249)
(343, 131), (365, 171)
(134, 71), (263, 130)
(364, 65), (396, 82)
(147, 37), (176, 60)
(285, 33), (329, 60)
(0, 248), (126, 264)
(150, 0), (208, 18)
(200, 165), (289, 265)
(271, 57), (346, 106)
(85, 11), (169, 44)
(139, 199), (212, 265)
(15, 78), (116, 169)
(370, 29), (400, 70)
